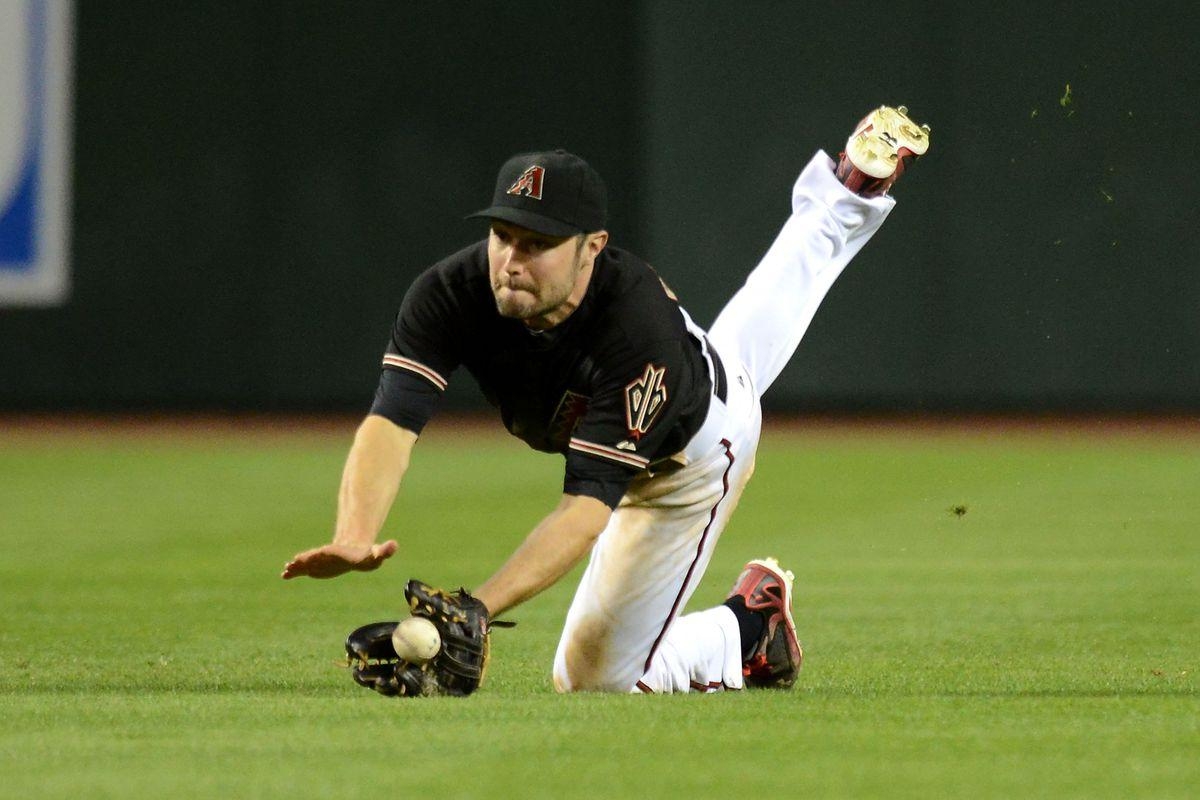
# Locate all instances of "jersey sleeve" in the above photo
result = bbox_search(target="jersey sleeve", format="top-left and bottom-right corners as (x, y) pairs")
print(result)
(563, 334), (706, 508)
(369, 269), (463, 434)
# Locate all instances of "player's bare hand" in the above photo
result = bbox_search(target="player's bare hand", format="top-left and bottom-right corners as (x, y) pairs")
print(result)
(281, 540), (398, 580)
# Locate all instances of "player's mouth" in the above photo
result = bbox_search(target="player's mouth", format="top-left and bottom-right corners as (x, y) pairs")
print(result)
(495, 280), (536, 295)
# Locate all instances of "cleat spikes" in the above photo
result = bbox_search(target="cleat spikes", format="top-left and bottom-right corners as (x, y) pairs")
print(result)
(836, 104), (931, 197)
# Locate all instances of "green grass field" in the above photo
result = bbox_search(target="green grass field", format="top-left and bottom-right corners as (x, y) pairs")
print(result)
(1, 418), (1197, 798)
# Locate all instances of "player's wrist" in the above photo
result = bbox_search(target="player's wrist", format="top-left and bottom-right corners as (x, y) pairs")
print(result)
(330, 536), (374, 553)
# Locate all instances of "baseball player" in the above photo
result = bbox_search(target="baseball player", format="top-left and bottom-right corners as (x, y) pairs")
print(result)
(283, 106), (930, 694)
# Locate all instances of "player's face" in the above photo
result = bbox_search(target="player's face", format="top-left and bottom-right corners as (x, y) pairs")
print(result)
(488, 221), (606, 329)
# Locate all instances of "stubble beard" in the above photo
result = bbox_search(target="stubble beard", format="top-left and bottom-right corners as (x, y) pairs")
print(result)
(492, 286), (547, 320)
(492, 255), (583, 323)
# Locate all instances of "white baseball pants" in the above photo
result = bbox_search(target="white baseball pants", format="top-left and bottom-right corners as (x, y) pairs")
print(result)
(552, 152), (896, 693)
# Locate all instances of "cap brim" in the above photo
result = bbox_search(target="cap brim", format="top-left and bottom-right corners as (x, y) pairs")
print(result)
(466, 206), (582, 238)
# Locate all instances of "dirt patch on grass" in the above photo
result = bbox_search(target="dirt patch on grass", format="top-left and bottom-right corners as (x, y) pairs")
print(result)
(0, 411), (363, 444)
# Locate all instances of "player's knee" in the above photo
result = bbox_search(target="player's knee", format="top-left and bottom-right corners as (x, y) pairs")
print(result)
(553, 647), (606, 693)
(553, 662), (634, 694)
(553, 617), (634, 693)
(551, 663), (574, 693)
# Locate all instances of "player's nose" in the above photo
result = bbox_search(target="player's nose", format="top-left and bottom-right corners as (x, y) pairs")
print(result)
(500, 247), (528, 275)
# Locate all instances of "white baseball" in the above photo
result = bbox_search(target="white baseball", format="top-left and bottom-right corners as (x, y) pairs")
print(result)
(391, 616), (441, 663)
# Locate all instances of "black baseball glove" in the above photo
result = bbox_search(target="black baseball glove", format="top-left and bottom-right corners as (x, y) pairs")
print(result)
(345, 580), (506, 698)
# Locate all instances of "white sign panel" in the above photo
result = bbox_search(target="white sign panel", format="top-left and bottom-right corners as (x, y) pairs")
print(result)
(0, 0), (72, 307)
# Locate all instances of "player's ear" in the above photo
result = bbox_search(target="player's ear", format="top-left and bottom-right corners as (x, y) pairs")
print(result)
(587, 230), (609, 256)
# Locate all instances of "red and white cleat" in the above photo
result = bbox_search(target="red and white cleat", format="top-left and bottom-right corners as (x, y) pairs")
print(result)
(836, 104), (931, 197)
(726, 557), (803, 688)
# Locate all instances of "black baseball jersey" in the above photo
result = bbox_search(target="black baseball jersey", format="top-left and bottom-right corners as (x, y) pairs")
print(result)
(369, 240), (714, 508)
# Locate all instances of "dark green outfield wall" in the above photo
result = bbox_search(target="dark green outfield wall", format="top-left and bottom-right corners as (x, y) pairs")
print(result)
(2, 1), (1196, 412)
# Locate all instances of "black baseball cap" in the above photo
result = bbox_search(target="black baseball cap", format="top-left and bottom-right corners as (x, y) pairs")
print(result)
(468, 149), (607, 237)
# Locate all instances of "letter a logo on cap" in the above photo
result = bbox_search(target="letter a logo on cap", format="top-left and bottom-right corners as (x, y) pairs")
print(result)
(506, 165), (545, 200)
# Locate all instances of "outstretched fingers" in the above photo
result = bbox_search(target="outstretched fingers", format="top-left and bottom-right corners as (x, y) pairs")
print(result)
(368, 540), (399, 568)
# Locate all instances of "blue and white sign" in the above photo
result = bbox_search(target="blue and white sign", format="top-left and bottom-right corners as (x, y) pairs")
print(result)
(0, 0), (72, 307)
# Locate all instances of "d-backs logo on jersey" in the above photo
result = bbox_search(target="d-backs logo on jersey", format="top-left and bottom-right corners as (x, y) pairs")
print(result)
(624, 363), (668, 441)
(548, 390), (590, 451)
(506, 165), (545, 200)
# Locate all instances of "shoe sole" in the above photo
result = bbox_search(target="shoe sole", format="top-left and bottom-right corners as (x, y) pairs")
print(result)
(845, 105), (931, 179)
(745, 557), (803, 671)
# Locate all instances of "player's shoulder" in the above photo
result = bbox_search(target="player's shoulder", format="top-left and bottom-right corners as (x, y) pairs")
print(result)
(591, 246), (687, 337)
(423, 240), (489, 286)
(404, 240), (489, 300)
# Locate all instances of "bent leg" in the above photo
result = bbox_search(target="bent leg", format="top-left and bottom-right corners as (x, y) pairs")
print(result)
(553, 361), (761, 694)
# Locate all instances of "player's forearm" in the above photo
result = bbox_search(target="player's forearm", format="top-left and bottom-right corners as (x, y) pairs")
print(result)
(474, 494), (611, 617)
(333, 415), (418, 547)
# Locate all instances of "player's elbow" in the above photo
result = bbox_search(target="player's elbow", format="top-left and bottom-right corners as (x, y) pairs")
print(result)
(559, 493), (613, 537)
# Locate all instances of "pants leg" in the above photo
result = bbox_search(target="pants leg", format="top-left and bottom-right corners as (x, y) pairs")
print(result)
(709, 150), (895, 395)
(553, 152), (896, 694)
(552, 358), (761, 693)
